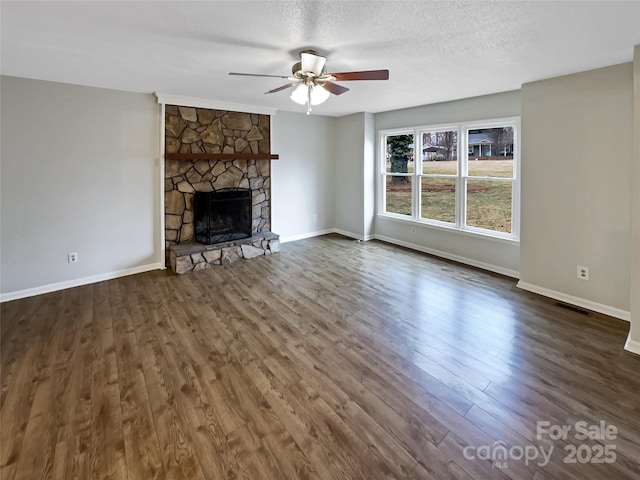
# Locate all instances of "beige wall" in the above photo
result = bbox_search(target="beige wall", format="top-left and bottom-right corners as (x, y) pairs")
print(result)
(519, 64), (633, 317)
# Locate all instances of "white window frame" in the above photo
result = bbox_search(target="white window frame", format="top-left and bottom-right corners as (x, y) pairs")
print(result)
(380, 129), (416, 218)
(378, 117), (521, 242)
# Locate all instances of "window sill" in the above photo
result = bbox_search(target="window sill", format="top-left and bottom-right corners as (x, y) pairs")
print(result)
(375, 213), (520, 245)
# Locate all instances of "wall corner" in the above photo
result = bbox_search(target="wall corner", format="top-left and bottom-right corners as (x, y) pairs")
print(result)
(630, 45), (640, 343)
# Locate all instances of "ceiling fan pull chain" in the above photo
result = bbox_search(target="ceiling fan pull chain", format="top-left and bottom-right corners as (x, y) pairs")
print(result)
(307, 85), (312, 115)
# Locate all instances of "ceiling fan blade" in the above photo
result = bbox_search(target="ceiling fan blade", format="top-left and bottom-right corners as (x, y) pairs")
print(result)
(329, 70), (389, 81)
(301, 52), (327, 75)
(265, 83), (295, 94)
(229, 72), (290, 79)
(321, 81), (350, 96)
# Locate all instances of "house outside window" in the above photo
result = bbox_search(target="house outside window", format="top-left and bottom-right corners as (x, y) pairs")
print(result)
(379, 117), (520, 241)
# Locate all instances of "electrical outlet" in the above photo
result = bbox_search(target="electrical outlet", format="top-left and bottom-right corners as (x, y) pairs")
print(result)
(577, 265), (589, 280)
(312, 214), (317, 223)
(68, 252), (78, 263)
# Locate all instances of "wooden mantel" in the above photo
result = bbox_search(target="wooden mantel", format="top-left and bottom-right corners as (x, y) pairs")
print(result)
(165, 153), (278, 161)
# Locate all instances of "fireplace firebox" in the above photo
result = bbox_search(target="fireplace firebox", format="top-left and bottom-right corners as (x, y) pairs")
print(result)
(194, 188), (252, 245)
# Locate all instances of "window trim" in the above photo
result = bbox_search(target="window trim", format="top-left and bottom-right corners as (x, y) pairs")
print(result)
(378, 117), (521, 242)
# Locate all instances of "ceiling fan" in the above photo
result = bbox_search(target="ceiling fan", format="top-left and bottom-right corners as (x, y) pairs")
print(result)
(229, 49), (389, 114)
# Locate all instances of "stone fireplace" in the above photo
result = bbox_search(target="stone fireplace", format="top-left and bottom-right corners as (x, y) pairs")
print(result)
(164, 105), (279, 274)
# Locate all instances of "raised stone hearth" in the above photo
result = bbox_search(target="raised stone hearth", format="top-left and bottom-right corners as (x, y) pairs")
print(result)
(169, 232), (280, 275)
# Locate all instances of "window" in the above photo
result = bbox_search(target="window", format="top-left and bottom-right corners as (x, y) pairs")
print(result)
(384, 132), (414, 216)
(379, 118), (520, 240)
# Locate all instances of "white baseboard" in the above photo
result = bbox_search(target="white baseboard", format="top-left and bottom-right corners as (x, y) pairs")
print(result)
(517, 281), (630, 322)
(333, 228), (376, 241)
(624, 335), (640, 355)
(281, 228), (375, 244)
(373, 234), (519, 279)
(0, 262), (164, 303)
(333, 228), (360, 240)
(279, 229), (336, 243)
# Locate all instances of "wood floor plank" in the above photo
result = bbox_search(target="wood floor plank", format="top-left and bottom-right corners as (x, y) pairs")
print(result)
(0, 340), (41, 478)
(238, 350), (353, 480)
(110, 280), (165, 480)
(2, 234), (639, 479)
(130, 278), (207, 480)
(0, 293), (46, 410)
(463, 405), (587, 480)
(88, 281), (128, 480)
(3, 291), (69, 480)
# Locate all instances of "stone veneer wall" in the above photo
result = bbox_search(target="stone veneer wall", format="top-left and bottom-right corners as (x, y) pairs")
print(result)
(164, 105), (271, 264)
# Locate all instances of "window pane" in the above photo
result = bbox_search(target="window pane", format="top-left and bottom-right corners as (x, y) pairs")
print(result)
(421, 178), (455, 223)
(422, 130), (457, 175)
(466, 180), (512, 233)
(467, 127), (514, 178)
(386, 134), (414, 173)
(385, 176), (412, 215)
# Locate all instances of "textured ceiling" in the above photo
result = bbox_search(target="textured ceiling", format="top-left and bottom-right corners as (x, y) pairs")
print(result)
(2, 1), (639, 117)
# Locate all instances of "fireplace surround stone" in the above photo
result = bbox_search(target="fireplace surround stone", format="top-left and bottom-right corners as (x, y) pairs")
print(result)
(164, 105), (276, 272)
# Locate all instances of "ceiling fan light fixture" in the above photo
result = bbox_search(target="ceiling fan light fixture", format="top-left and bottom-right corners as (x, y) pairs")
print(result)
(310, 84), (330, 105)
(290, 83), (308, 105)
(290, 83), (330, 107)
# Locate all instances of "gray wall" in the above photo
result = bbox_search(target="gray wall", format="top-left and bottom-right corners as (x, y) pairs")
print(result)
(0, 76), (161, 298)
(271, 111), (334, 241)
(519, 64), (633, 315)
(373, 90), (522, 276)
(273, 111), (376, 243)
(2, 64), (637, 336)
(630, 46), (640, 345)
(332, 112), (375, 239)
(363, 112), (375, 239)
(333, 113), (365, 237)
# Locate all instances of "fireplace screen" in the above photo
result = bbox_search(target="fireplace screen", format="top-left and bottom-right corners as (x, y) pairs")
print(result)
(194, 188), (252, 245)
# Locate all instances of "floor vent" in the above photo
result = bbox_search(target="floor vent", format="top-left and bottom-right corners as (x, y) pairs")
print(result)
(555, 302), (590, 316)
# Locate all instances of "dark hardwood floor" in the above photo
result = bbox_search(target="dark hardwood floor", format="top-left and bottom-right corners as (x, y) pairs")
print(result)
(2, 234), (639, 480)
